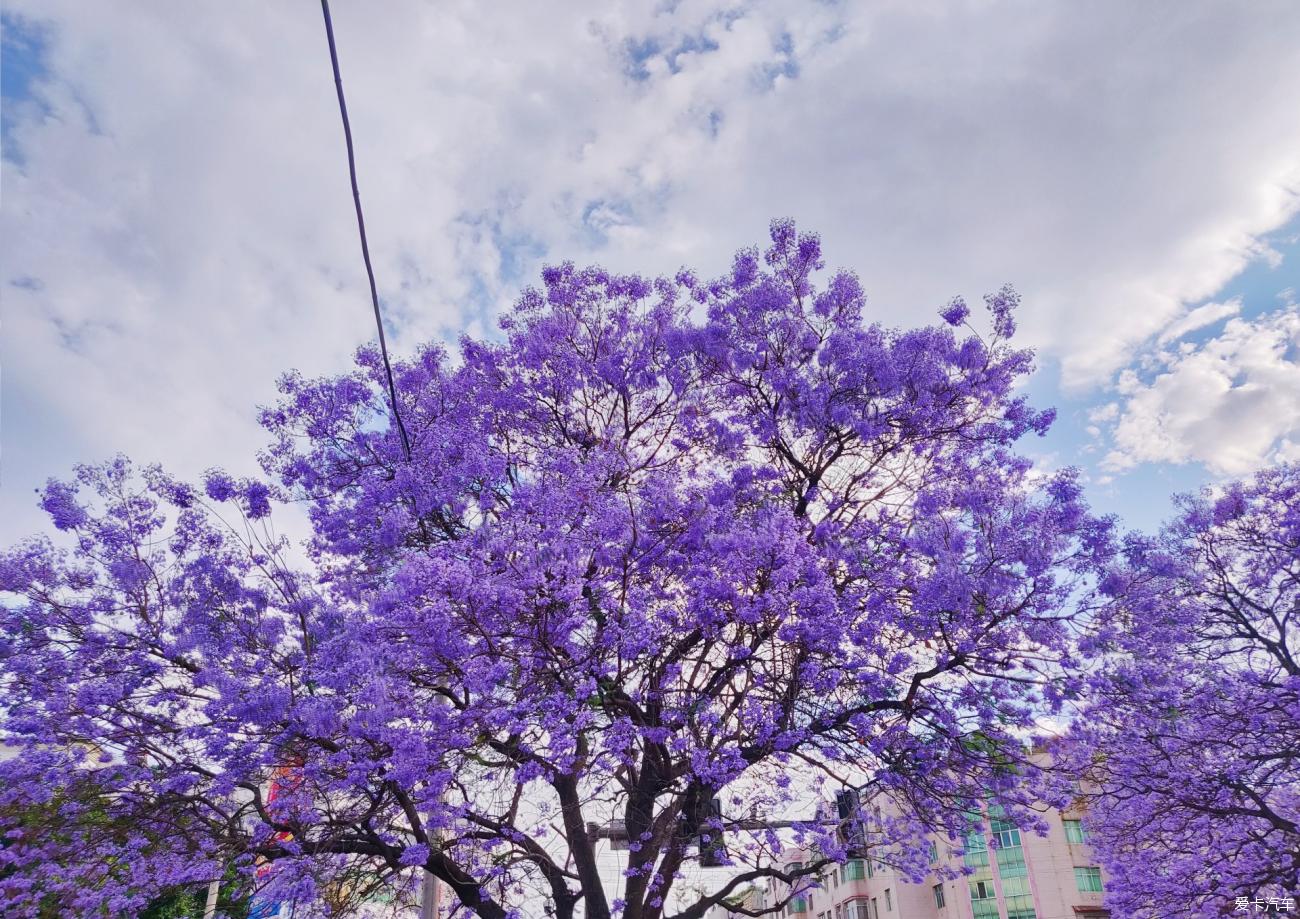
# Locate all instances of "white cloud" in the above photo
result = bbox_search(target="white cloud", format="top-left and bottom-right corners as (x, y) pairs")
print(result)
(1156, 298), (1243, 345)
(3, 1), (1300, 541)
(1102, 305), (1300, 475)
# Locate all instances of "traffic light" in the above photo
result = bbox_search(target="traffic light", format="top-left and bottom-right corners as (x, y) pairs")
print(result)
(698, 795), (727, 867)
(836, 788), (866, 858)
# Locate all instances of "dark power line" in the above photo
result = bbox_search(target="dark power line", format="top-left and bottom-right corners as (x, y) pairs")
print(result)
(318, 0), (413, 461)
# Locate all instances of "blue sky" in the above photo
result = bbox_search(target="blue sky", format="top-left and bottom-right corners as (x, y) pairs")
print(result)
(1029, 216), (1300, 533)
(1, 14), (48, 159)
(3, 2), (1300, 545)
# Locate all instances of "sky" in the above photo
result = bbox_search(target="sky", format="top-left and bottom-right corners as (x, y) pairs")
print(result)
(3, 0), (1300, 546)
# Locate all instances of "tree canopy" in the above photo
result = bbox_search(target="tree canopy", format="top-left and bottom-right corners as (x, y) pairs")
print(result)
(0, 221), (1118, 917)
(1063, 462), (1300, 914)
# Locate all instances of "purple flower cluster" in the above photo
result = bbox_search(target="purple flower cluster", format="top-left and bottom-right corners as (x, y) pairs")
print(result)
(1055, 463), (1300, 915)
(4, 220), (1278, 919)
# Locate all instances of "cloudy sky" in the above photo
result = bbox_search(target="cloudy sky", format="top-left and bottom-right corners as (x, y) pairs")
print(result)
(3, 0), (1300, 545)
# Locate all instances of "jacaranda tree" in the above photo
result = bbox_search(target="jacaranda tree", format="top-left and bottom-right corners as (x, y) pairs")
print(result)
(1065, 463), (1300, 916)
(0, 222), (1114, 918)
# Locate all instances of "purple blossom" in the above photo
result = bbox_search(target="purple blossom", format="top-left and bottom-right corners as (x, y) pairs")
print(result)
(0, 223), (1117, 919)
(940, 296), (969, 326)
(202, 469), (237, 502)
(38, 480), (87, 531)
(1060, 463), (1300, 914)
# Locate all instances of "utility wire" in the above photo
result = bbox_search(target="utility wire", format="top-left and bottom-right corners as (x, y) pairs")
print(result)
(319, 0), (413, 461)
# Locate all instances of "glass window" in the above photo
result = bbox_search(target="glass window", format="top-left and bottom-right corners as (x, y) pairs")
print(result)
(970, 879), (995, 901)
(1075, 866), (1104, 893)
(1063, 819), (1088, 844)
(989, 817), (1022, 849)
(996, 846), (1028, 879)
(933, 885), (946, 909)
(869, 898), (879, 919)
(884, 889), (891, 912)
(927, 841), (939, 864)
(1000, 875), (1030, 898)
(843, 860), (866, 881)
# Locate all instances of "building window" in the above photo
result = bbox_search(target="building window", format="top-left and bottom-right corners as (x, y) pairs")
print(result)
(843, 860), (866, 881)
(883, 889), (891, 912)
(933, 885), (946, 909)
(970, 879), (995, 901)
(927, 841), (939, 864)
(989, 818), (1022, 849)
(869, 897), (879, 919)
(1075, 866), (1104, 893)
(1063, 819), (1088, 844)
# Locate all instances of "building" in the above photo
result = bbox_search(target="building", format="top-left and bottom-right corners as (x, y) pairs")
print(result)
(706, 882), (773, 919)
(769, 794), (1108, 919)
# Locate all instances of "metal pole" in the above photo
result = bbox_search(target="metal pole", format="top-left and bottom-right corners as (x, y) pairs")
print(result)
(420, 870), (439, 919)
(203, 878), (220, 919)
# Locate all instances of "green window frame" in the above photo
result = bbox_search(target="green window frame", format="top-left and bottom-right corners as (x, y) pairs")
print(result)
(1063, 819), (1087, 844)
(933, 884), (946, 909)
(1075, 866), (1103, 893)
(843, 860), (866, 881)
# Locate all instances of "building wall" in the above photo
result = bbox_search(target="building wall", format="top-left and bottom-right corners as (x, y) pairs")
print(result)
(771, 801), (1109, 919)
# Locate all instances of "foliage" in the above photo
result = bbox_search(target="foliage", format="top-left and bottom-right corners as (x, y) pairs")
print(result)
(0, 221), (1114, 918)
(1063, 462), (1300, 915)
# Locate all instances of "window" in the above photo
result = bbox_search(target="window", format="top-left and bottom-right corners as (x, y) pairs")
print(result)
(843, 860), (866, 881)
(1075, 866), (1104, 893)
(883, 889), (891, 912)
(835, 904), (842, 919)
(970, 879), (995, 901)
(846, 900), (869, 919)
(933, 885), (946, 909)
(927, 841), (939, 865)
(788, 897), (808, 915)
(989, 818), (1022, 849)
(1063, 819), (1088, 844)
(869, 898), (879, 919)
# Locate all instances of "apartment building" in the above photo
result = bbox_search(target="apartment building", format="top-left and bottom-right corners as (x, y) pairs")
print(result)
(767, 797), (1108, 919)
